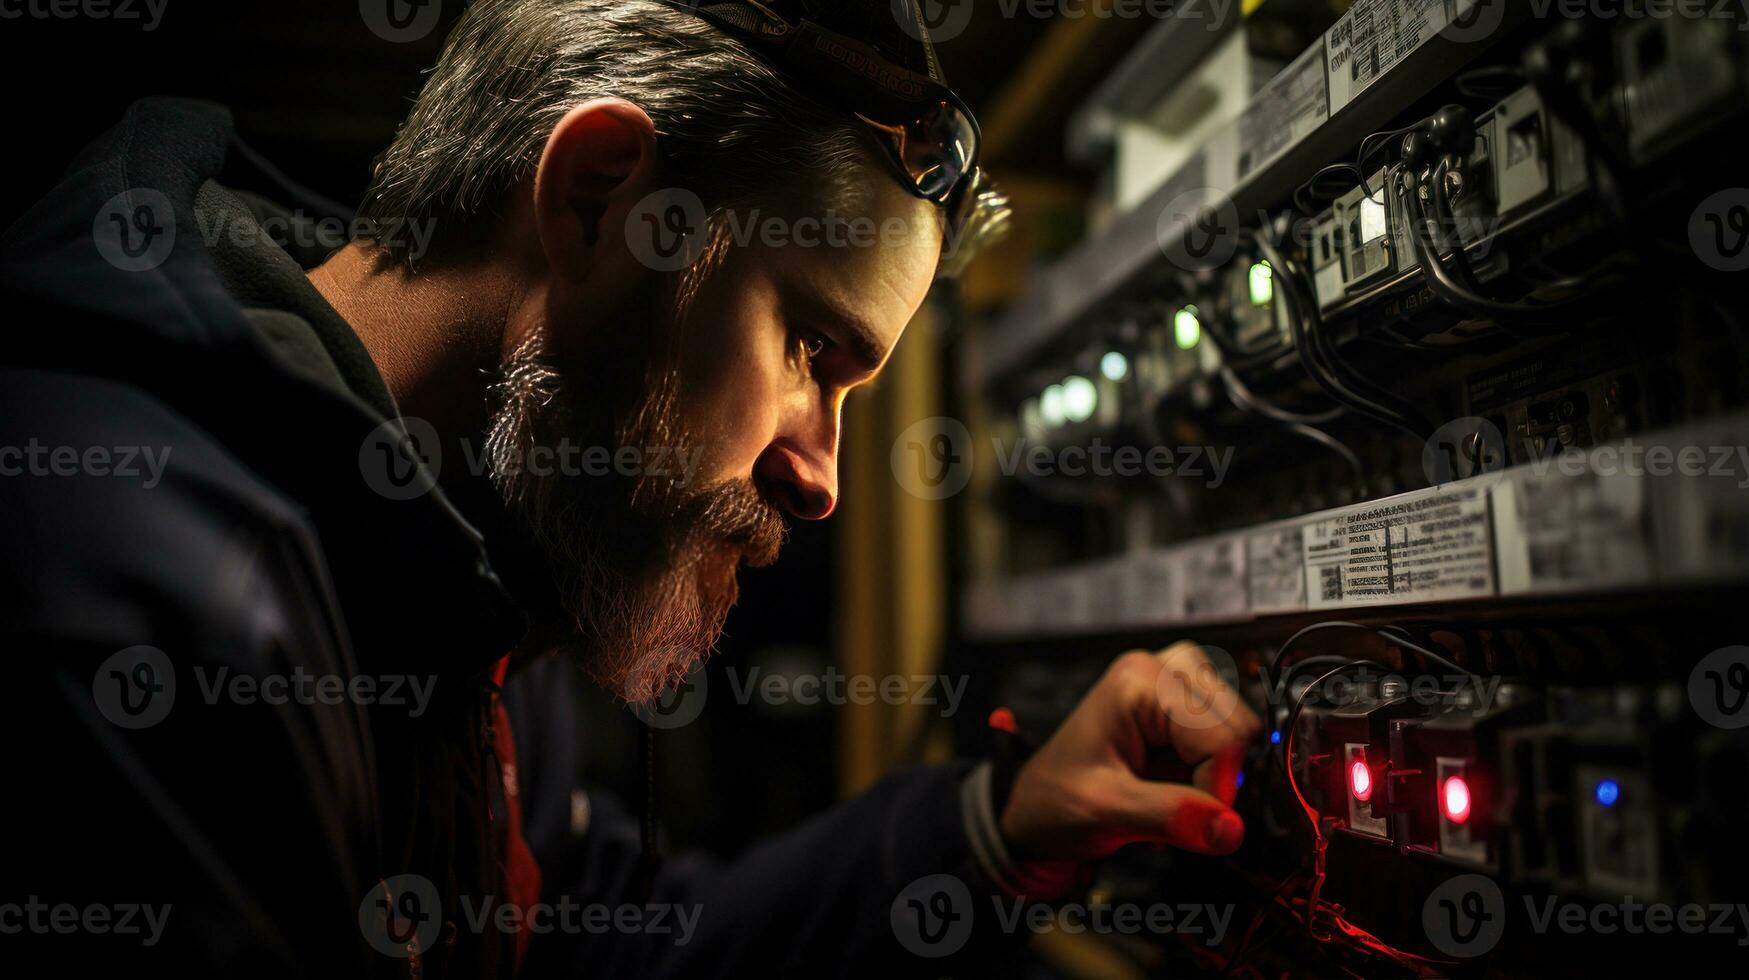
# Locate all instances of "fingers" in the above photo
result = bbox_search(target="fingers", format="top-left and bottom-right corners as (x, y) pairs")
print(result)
(1108, 777), (1246, 856)
(1192, 743), (1246, 806)
(1151, 642), (1264, 765)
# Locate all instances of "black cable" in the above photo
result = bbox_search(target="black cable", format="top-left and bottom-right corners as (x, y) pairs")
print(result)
(1400, 166), (1594, 328)
(1266, 620), (1475, 678)
(1264, 221), (1435, 443)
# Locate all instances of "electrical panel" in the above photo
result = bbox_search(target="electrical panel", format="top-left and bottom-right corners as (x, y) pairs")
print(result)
(954, 3), (1749, 975)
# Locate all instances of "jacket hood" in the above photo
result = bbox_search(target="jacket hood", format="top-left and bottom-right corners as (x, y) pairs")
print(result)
(1, 97), (531, 682)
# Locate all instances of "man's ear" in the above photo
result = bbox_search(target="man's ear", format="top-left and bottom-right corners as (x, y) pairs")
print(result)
(531, 98), (660, 282)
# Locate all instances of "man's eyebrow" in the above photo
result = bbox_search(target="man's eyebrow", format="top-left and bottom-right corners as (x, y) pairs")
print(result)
(790, 288), (889, 373)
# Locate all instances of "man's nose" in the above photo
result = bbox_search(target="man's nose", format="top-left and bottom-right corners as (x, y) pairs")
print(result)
(754, 411), (839, 521)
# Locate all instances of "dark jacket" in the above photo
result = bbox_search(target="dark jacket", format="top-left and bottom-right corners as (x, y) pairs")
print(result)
(1, 98), (1019, 978)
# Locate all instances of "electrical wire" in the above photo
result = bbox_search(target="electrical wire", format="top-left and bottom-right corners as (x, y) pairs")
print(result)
(1221, 366), (1364, 490)
(1277, 658), (1460, 971)
(1267, 619), (1474, 678)
(1253, 225), (1432, 443)
(1400, 165), (1595, 329)
(1219, 366), (1342, 425)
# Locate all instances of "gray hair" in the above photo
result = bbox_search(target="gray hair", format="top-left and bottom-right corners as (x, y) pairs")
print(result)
(357, 0), (880, 267)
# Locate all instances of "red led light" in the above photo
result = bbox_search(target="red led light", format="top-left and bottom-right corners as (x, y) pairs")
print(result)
(1349, 758), (1373, 801)
(1442, 775), (1472, 824)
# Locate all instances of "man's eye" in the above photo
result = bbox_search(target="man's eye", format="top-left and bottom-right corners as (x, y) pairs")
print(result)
(797, 331), (830, 362)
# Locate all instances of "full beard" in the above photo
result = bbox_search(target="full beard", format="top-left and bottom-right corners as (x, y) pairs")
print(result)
(486, 289), (786, 703)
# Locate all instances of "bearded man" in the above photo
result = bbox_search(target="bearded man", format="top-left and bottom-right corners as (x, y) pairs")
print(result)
(0, 1), (1259, 976)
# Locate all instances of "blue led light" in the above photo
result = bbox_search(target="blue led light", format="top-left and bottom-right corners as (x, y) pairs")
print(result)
(1595, 779), (1621, 808)
(1235, 771), (1246, 789)
(1270, 730), (1282, 745)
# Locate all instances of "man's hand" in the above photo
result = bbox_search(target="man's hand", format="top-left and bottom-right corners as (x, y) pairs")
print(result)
(999, 642), (1263, 862)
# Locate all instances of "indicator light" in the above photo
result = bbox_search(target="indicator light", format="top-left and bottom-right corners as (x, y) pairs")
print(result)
(1099, 350), (1129, 382)
(1270, 730), (1282, 745)
(1061, 376), (1097, 423)
(1040, 384), (1065, 427)
(1595, 778), (1620, 808)
(1441, 774), (1473, 824)
(1174, 305), (1201, 350)
(1235, 771), (1245, 790)
(1248, 261), (1274, 306)
(1349, 757), (1372, 801)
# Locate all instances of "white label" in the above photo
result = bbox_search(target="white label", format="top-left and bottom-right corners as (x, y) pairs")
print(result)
(1494, 454), (1655, 595)
(1178, 537), (1249, 621)
(1248, 526), (1309, 613)
(1237, 42), (1330, 178)
(1305, 483), (1495, 608)
(1326, 0), (1451, 112)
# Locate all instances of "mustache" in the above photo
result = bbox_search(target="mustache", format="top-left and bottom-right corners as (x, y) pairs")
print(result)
(675, 477), (788, 568)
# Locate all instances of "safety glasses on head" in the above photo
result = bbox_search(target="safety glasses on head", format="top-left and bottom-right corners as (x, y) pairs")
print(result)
(667, 1), (984, 210)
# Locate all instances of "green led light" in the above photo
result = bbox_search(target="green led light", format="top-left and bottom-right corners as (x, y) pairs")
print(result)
(1174, 305), (1201, 351)
(1040, 384), (1066, 427)
(1249, 261), (1274, 306)
(1100, 350), (1129, 382)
